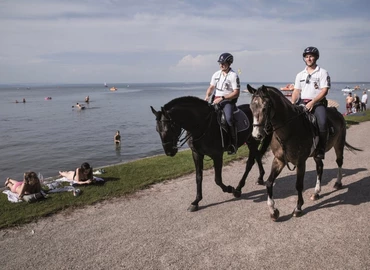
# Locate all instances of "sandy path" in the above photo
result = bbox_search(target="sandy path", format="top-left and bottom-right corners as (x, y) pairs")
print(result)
(1, 122), (369, 270)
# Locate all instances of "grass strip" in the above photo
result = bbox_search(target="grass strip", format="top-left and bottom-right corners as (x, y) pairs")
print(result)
(0, 146), (250, 229)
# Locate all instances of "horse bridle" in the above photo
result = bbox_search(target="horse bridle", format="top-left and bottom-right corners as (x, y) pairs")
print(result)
(252, 92), (273, 135)
(159, 109), (214, 150)
(252, 91), (306, 134)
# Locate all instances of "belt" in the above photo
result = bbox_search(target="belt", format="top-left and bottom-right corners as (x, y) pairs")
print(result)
(302, 99), (312, 103)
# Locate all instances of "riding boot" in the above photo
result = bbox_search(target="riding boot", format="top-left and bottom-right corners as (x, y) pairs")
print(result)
(316, 131), (327, 159)
(227, 124), (238, 155)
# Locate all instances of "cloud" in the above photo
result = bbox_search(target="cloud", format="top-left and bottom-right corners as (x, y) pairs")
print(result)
(0, 0), (369, 83)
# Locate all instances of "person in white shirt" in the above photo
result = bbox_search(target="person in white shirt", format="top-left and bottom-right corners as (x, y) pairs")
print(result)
(204, 53), (240, 154)
(361, 91), (368, 112)
(291, 47), (331, 159)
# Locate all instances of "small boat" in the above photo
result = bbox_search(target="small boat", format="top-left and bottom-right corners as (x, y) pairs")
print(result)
(110, 87), (117, 91)
(280, 84), (294, 99)
(104, 82), (108, 87)
(341, 86), (354, 93)
(280, 84), (294, 91)
(45, 97), (52, 100)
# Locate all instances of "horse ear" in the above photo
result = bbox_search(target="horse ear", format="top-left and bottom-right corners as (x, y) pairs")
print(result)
(246, 84), (256, 94)
(261, 85), (268, 93)
(150, 106), (160, 118)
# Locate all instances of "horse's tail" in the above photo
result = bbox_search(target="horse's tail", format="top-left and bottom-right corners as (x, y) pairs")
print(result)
(345, 141), (362, 153)
(258, 132), (273, 156)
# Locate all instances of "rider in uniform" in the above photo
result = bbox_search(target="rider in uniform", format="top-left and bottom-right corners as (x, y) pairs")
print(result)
(291, 46), (331, 159)
(204, 53), (240, 154)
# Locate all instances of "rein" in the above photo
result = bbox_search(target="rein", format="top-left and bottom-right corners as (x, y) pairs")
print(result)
(253, 100), (306, 135)
(162, 108), (214, 150)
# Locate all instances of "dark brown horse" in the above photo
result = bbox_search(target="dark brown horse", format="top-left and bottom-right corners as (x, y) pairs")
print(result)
(247, 84), (361, 221)
(151, 96), (272, 211)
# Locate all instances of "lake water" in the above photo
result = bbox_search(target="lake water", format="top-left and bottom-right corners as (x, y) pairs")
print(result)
(1, 82), (368, 185)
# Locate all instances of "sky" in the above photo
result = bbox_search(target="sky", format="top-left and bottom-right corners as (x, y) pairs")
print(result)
(0, 0), (369, 84)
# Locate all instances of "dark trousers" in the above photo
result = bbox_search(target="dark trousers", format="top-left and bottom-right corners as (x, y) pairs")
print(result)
(361, 102), (367, 111)
(312, 104), (327, 133)
(219, 100), (236, 126)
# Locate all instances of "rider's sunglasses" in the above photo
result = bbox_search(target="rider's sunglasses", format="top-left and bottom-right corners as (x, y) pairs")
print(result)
(306, 74), (311, 84)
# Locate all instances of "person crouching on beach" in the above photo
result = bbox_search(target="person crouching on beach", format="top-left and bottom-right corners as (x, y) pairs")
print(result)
(5, 172), (42, 199)
(59, 162), (94, 185)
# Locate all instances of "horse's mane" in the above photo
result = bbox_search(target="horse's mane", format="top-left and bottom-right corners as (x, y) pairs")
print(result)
(163, 96), (208, 110)
(262, 86), (305, 114)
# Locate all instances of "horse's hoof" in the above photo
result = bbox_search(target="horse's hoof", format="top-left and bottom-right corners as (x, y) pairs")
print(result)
(293, 209), (303, 217)
(310, 193), (320, 201)
(270, 209), (280, 221)
(233, 189), (242, 198)
(333, 182), (343, 190)
(256, 178), (264, 185)
(226, 185), (235, 193)
(187, 204), (199, 212)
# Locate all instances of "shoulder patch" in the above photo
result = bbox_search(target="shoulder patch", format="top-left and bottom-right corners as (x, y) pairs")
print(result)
(236, 77), (240, 88)
(327, 76), (331, 87)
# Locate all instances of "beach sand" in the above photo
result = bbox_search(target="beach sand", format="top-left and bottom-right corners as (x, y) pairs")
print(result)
(1, 122), (369, 270)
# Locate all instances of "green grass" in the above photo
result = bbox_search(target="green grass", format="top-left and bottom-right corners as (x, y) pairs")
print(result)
(0, 146), (250, 229)
(344, 111), (370, 127)
(1, 110), (369, 229)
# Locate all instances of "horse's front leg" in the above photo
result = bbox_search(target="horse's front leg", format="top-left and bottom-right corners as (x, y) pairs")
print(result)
(266, 157), (285, 221)
(187, 151), (204, 212)
(293, 163), (306, 217)
(234, 143), (261, 198)
(213, 156), (235, 194)
(311, 157), (323, 200)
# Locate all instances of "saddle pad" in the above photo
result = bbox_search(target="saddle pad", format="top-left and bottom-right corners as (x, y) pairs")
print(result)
(234, 109), (249, 132)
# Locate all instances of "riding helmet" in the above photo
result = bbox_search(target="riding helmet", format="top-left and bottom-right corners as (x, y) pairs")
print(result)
(302, 46), (319, 59)
(217, 53), (233, 65)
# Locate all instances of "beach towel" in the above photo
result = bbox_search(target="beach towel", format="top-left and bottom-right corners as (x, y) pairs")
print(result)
(56, 176), (104, 185)
(2, 190), (47, 203)
(2, 190), (22, 203)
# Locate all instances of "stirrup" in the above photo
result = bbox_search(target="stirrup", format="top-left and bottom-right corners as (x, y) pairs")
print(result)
(315, 150), (325, 159)
(227, 145), (237, 155)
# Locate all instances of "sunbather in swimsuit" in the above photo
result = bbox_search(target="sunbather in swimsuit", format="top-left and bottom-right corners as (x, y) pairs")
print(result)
(59, 162), (94, 185)
(10, 181), (23, 193)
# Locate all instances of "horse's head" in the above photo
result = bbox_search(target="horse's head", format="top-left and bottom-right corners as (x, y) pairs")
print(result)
(151, 106), (181, 157)
(247, 84), (273, 140)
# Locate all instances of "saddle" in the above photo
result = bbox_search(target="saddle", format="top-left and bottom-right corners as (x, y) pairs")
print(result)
(304, 110), (335, 137)
(215, 106), (250, 133)
(304, 108), (335, 156)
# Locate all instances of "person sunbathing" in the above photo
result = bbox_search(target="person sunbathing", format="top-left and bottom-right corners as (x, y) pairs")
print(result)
(5, 171), (42, 199)
(59, 162), (94, 185)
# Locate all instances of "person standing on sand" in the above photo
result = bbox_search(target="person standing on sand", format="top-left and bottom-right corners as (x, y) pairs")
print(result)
(346, 93), (354, 114)
(361, 91), (367, 112)
(291, 46), (330, 159)
(353, 94), (360, 113)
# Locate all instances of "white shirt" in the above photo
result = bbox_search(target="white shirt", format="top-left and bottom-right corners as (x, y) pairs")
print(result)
(362, 93), (368, 103)
(210, 69), (240, 97)
(294, 66), (330, 100)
